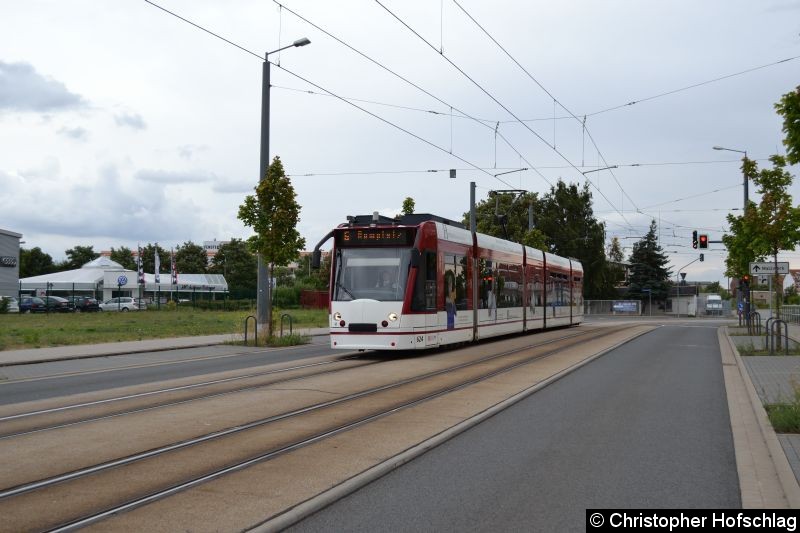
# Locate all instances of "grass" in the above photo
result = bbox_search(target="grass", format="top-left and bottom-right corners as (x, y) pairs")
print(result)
(765, 382), (800, 433)
(0, 308), (328, 350)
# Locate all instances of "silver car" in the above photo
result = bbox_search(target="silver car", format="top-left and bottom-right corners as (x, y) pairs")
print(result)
(100, 297), (139, 312)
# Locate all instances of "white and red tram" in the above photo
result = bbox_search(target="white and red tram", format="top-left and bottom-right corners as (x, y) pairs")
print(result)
(313, 213), (583, 351)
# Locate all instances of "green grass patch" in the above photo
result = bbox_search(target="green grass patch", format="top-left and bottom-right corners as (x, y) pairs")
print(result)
(0, 308), (328, 350)
(765, 382), (800, 433)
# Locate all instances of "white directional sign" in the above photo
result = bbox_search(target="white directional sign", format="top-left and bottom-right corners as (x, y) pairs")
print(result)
(749, 262), (789, 275)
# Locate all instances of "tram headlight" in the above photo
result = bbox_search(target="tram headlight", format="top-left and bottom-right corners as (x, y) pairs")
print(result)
(388, 312), (398, 322)
(333, 312), (342, 321)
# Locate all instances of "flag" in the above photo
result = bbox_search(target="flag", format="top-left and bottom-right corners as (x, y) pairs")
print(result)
(137, 243), (145, 284)
(154, 244), (161, 284)
(171, 248), (178, 285)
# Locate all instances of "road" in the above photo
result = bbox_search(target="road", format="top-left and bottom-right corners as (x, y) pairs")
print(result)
(290, 323), (739, 531)
(0, 336), (338, 404)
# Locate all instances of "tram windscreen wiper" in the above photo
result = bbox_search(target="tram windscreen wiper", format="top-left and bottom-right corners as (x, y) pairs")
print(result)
(336, 281), (355, 300)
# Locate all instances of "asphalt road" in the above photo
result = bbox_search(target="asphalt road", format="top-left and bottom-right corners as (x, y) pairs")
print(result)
(0, 338), (341, 405)
(290, 324), (740, 532)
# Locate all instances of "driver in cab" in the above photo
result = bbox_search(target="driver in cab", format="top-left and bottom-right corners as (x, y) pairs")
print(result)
(375, 270), (397, 289)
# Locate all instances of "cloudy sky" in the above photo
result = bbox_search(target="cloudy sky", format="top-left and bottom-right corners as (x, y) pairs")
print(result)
(1, 0), (798, 285)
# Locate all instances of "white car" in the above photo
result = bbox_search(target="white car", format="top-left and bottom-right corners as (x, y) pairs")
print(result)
(100, 297), (140, 312)
(1, 296), (19, 313)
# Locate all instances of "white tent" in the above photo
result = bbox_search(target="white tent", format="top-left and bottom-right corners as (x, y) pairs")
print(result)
(20, 257), (228, 300)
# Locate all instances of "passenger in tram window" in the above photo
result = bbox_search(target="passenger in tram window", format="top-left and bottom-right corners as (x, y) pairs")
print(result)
(445, 270), (457, 329)
(486, 279), (496, 320)
(375, 270), (395, 289)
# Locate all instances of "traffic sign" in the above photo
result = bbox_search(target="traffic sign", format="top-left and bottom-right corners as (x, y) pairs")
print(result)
(117, 275), (128, 286)
(749, 262), (789, 275)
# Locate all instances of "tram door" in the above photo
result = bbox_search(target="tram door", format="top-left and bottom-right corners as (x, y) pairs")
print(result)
(423, 252), (439, 346)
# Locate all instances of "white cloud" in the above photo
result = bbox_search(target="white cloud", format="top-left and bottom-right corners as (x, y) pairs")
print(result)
(57, 126), (88, 141)
(114, 111), (146, 130)
(0, 60), (85, 112)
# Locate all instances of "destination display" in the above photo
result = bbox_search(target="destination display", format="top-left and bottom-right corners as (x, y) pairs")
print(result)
(335, 227), (415, 247)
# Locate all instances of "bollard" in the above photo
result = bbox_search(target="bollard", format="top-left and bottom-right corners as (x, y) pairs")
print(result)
(280, 313), (293, 337)
(768, 319), (789, 356)
(244, 315), (257, 347)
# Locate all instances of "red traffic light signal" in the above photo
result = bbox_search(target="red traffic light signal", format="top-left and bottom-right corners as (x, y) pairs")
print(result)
(742, 274), (750, 283)
(698, 234), (708, 249)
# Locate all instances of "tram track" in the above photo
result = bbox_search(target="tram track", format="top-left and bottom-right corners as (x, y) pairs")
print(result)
(0, 325), (634, 532)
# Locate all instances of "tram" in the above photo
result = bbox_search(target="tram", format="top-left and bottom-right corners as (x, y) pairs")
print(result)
(311, 213), (583, 351)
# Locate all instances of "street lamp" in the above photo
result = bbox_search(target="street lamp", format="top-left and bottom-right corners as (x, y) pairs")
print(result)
(712, 146), (748, 212)
(257, 37), (311, 330)
(713, 145), (749, 325)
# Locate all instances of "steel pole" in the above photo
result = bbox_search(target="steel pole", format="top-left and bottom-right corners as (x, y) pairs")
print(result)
(257, 56), (271, 331)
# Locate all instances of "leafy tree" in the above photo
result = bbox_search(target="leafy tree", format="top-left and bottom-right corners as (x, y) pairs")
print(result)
(606, 236), (626, 286)
(295, 253), (331, 290)
(535, 181), (613, 299)
(775, 85), (800, 165)
(463, 181), (612, 298)
(401, 197), (415, 215)
(109, 246), (137, 270)
(238, 156), (305, 334)
(175, 241), (208, 274)
(209, 238), (257, 294)
(743, 155), (800, 319)
(626, 220), (672, 304)
(64, 245), (100, 269)
(19, 247), (54, 277)
(139, 243), (170, 276)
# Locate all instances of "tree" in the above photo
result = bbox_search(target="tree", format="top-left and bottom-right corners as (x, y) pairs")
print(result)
(139, 243), (170, 276)
(64, 245), (100, 270)
(743, 155), (800, 319)
(109, 246), (137, 270)
(606, 236), (626, 286)
(238, 156), (305, 334)
(534, 181), (614, 299)
(209, 238), (257, 294)
(463, 181), (613, 298)
(775, 85), (800, 165)
(19, 247), (54, 278)
(175, 241), (208, 274)
(401, 197), (415, 215)
(626, 220), (672, 305)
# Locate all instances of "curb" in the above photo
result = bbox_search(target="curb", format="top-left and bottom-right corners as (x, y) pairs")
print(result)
(251, 326), (656, 532)
(0, 331), (330, 368)
(721, 326), (800, 508)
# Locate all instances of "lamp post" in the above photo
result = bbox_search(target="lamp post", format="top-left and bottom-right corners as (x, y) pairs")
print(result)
(713, 145), (749, 325)
(712, 146), (748, 211)
(257, 37), (311, 330)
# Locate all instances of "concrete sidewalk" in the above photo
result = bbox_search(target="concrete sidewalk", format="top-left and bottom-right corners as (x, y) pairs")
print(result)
(0, 327), (330, 367)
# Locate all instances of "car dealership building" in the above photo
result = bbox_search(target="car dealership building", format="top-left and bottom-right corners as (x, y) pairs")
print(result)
(0, 228), (22, 298)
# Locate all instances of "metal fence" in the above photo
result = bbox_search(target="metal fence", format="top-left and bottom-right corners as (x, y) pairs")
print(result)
(783, 305), (800, 324)
(584, 300), (642, 316)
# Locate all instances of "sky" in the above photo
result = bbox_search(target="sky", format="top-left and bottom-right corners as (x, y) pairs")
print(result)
(1, 0), (799, 287)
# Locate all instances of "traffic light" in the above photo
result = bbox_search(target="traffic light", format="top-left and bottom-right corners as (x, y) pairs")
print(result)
(742, 274), (750, 285)
(698, 234), (708, 249)
(699, 253), (704, 262)
(692, 230), (698, 249)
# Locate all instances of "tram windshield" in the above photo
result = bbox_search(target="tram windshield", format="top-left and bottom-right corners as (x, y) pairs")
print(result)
(332, 247), (411, 302)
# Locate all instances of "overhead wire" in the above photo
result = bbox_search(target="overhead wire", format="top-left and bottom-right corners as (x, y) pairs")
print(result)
(374, 0), (634, 230)
(451, 0), (641, 213)
(143, 0), (519, 190)
(272, 1), (555, 189)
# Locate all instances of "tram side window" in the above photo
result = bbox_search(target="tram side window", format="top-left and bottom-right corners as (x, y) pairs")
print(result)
(412, 251), (437, 311)
(443, 254), (468, 311)
(497, 263), (522, 308)
(478, 259), (496, 310)
(548, 272), (567, 307)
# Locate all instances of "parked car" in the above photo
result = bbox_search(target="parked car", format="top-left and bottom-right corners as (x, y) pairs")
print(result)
(41, 295), (74, 312)
(100, 297), (140, 312)
(67, 296), (101, 312)
(19, 296), (47, 313)
(1, 296), (19, 313)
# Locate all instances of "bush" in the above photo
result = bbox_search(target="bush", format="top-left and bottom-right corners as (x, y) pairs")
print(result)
(0, 298), (8, 314)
